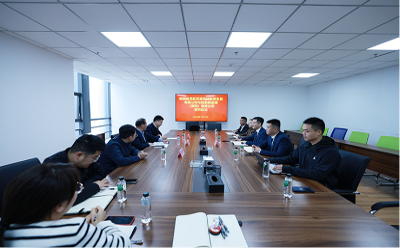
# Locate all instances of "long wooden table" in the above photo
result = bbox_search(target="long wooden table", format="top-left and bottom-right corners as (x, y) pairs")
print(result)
(284, 130), (399, 179)
(102, 130), (398, 247)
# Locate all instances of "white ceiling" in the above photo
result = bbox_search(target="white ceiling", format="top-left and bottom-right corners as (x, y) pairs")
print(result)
(0, 0), (398, 86)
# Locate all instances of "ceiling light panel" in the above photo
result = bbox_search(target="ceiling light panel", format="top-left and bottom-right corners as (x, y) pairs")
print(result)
(151, 71), (172, 76)
(101, 32), (151, 47)
(292, 73), (320, 78)
(227, 32), (272, 48)
(367, 37), (400, 50)
(214, 72), (235, 76)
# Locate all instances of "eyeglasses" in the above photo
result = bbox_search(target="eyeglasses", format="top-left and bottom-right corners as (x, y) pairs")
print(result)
(76, 182), (84, 194)
(91, 155), (100, 163)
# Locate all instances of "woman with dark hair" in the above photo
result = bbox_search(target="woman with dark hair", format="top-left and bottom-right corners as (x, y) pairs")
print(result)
(0, 163), (131, 247)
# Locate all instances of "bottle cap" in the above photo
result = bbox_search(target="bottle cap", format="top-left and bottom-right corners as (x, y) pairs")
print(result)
(143, 192), (149, 197)
(287, 173), (291, 177)
(234, 150), (237, 155)
(119, 176), (124, 180)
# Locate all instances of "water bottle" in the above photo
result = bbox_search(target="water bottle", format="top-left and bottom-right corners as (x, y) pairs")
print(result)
(141, 192), (152, 224)
(117, 176), (127, 203)
(161, 148), (166, 161)
(201, 130), (205, 136)
(283, 174), (293, 198)
(218, 134), (221, 146)
(214, 129), (218, 139)
(262, 160), (270, 178)
(177, 135), (180, 147)
(233, 148), (239, 162)
(240, 145), (244, 155)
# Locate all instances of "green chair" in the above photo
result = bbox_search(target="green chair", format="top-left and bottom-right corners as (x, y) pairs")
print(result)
(348, 131), (369, 144)
(300, 123), (304, 132)
(376, 136), (399, 150)
(323, 128), (329, 136)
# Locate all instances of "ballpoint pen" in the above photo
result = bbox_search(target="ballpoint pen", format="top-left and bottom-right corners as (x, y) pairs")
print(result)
(93, 210), (98, 222)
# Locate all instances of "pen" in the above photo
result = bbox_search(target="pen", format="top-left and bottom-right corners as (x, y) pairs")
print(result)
(93, 210), (98, 222)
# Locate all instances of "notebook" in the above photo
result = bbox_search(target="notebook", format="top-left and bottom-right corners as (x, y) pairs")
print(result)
(244, 147), (253, 153)
(231, 141), (247, 146)
(65, 187), (118, 215)
(172, 212), (248, 248)
(116, 224), (136, 239)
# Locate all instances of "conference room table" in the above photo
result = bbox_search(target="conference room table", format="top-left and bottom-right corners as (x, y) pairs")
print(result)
(284, 130), (399, 179)
(100, 130), (398, 247)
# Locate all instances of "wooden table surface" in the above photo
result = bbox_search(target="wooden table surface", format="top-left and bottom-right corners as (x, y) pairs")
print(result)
(101, 130), (399, 247)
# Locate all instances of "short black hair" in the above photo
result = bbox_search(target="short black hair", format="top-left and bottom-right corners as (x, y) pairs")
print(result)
(240, 117), (247, 121)
(267, 119), (281, 130)
(70, 134), (106, 155)
(153, 115), (164, 122)
(253, 117), (264, 126)
(119, 124), (136, 139)
(303, 117), (325, 133)
(135, 118), (146, 127)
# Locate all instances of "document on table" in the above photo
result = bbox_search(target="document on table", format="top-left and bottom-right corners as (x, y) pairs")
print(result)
(226, 132), (235, 135)
(167, 137), (178, 140)
(269, 163), (286, 174)
(231, 141), (247, 146)
(116, 225), (136, 239)
(65, 187), (117, 215)
(244, 147), (253, 153)
(151, 142), (169, 148)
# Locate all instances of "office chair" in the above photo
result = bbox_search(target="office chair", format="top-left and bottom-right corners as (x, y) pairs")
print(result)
(370, 201), (399, 230)
(348, 131), (369, 144)
(185, 122), (199, 131)
(189, 125), (200, 131)
(0, 157), (41, 216)
(374, 136), (399, 187)
(207, 123), (221, 131)
(111, 133), (119, 139)
(323, 127), (329, 136)
(333, 150), (371, 204)
(330, 127), (348, 140)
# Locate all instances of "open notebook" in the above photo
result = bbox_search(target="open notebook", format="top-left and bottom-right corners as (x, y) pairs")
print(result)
(116, 225), (136, 239)
(172, 212), (248, 248)
(65, 187), (117, 215)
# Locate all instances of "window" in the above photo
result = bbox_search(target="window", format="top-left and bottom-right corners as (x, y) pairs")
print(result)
(74, 72), (83, 137)
(89, 76), (111, 139)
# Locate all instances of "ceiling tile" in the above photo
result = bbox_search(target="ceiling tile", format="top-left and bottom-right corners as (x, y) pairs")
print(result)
(270, 60), (303, 67)
(53, 48), (97, 58)
(334, 34), (398, 50)
(169, 66), (193, 72)
(87, 47), (129, 58)
(123, 0), (179, 2)
(7, 3), (92, 31)
(110, 59), (141, 66)
(135, 58), (165, 66)
(304, 0), (367, 4)
(192, 67), (216, 72)
(368, 51), (399, 62)
(310, 50), (357, 60)
(191, 59), (219, 67)
(187, 32), (229, 47)
(193, 71), (214, 76)
(238, 67), (264, 72)
(364, 0), (399, 6)
(121, 48), (160, 58)
(194, 75), (212, 80)
(260, 67), (286, 72)
(232, 5), (297, 32)
(219, 58), (248, 67)
(124, 4), (184, 31)
(295, 60), (331, 68)
(367, 18), (399, 35)
(183, 0), (241, 2)
(281, 49), (324, 60)
(171, 71), (193, 76)
(244, 59), (275, 67)
(262, 33), (315, 49)
(222, 48), (257, 59)
(346, 61), (387, 69)
(66, 4), (139, 32)
(278, 6), (355, 32)
(15, 31), (79, 47)
(190, 48), (224, 58)
(79, 58), (114, 66)
(182, 4), (239, 31)
(143, 32), (187, 47)
(163, 59), (192, 66)
(299, 34), (358, 49)
(58, 32), (115, 47)
(0, 5), (49, 31)
(338, 50), (391, 61)
(155, 48), (189, 58)
(244, 0), (303, 3)
(252, 49), (291, 59)
(319, 60), (358, 68)
(142, 66), (169, 71)
(323, 7), (399, 34)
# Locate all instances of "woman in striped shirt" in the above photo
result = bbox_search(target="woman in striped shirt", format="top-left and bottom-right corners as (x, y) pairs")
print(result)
(0, 163), (131, 247)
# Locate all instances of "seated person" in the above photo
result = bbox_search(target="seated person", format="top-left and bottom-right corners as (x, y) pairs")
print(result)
(99, 124), (148, 175)
(146, 115), (167, 139)
(0, 163), (131, 247)
(44, 134), (111, 205)
(270, 117), (341, 190)
(252, 119), (293, 157)
(132, 118), (167, 150)
(239, 118), (255, 137)
(237, 117), (268, 147)
(233, 117), (249, 135)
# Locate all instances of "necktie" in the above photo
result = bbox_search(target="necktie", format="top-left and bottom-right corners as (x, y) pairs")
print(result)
(271, 138), (275, 149)
(142, 131), (146, 142)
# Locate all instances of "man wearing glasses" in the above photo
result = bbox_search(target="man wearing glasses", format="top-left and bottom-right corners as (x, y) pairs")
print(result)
(44, 134), (111, 205)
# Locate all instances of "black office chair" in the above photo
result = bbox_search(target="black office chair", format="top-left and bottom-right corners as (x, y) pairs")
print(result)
(0, 157), (41, 216)
(333, 150), (371, 204)
(189, 125), (200, 131)
(370, 201), (399, 230)
(110, 133), (119, 139)
(207, 123), (221, 131)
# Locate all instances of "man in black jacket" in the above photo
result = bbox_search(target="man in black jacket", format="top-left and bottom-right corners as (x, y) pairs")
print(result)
(44, 134), (111, 205)
(270, 117), (341, 189)
(233, 117), (249, 135)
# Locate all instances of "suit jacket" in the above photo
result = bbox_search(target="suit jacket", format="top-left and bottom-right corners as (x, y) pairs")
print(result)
(146, 123), (162, 136)
(131, 128), (160, 150)
(235, 124), (249, 135)
(258, 131), (293, 157)
(242, 127), (268, 147)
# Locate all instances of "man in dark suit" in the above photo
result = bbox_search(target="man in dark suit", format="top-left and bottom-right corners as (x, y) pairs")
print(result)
(146, 115), (166, 139)
(233, 116), (249, 135)
(132, 118), (167, 150)
(253, 119), (293, 157)
(238, 117), (268, 147)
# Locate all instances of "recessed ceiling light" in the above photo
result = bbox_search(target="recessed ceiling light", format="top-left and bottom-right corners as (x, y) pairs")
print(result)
(214, 72), (235, 77)
(226, 32), (272, 48)
(292, 73), (319, 78)
(151, 71), (172, 76)
(367, 37), (400, 50)
(101, 32), (151, 47)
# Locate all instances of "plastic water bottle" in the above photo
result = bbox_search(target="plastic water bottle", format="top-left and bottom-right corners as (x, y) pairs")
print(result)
(233, 148), (239, 162)
(177, 135), (180, 147)
(201, 130), (205, 136)
(141, 192), (152, 224)
(218, 134), (221, 146)
(284, 174), (293, 198)
(262, 160), (270, 178)
(161, 148), (166, 161)
(214, 129), (218, 139)
(240, 145), (244, 155)
(117, 176), (127, 203)
(183, 132), (186, 146)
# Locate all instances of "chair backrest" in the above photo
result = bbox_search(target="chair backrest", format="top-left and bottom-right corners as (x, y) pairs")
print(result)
(300, 123), (304, 132)
(0, 157), (41, 216)
(330, 127), (348, 140)
(348, 131), (369, 144)
(207, 123), (221, 131)
(337, 150), (371, 191)
(323, 127), (329, 136)
(189, 125), (200, 131)
(110, 133), (119, 139)
(185, 122), (199, 130)
(376, 136), (399, 150)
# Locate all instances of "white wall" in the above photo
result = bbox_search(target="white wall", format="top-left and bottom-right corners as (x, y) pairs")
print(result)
(111, 84), (309, 135)
(0, 33), (75, 165)
(308, 66), (399, 145)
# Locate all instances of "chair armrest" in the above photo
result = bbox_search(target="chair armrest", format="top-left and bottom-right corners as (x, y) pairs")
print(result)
(370, 201), (399, 215)
(332, 189), (360, 195)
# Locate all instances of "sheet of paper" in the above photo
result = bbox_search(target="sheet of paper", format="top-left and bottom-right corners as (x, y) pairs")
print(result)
(66, 195), (115, 215)
(116, 224), (136, 239)
(203, 156), (214, 161)
(231, 141), (246, 146)
(167, 137), (178, 140)
(92, 187), (118, 197)
(207, 214), (248, 248)
(172, 212), (210, 247)
(269, 163), (286, 174)
(244, 147), (253, 153)
(226, 132), (235, 135)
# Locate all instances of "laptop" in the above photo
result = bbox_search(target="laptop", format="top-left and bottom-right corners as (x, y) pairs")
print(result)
(254, 152), (286, 174)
